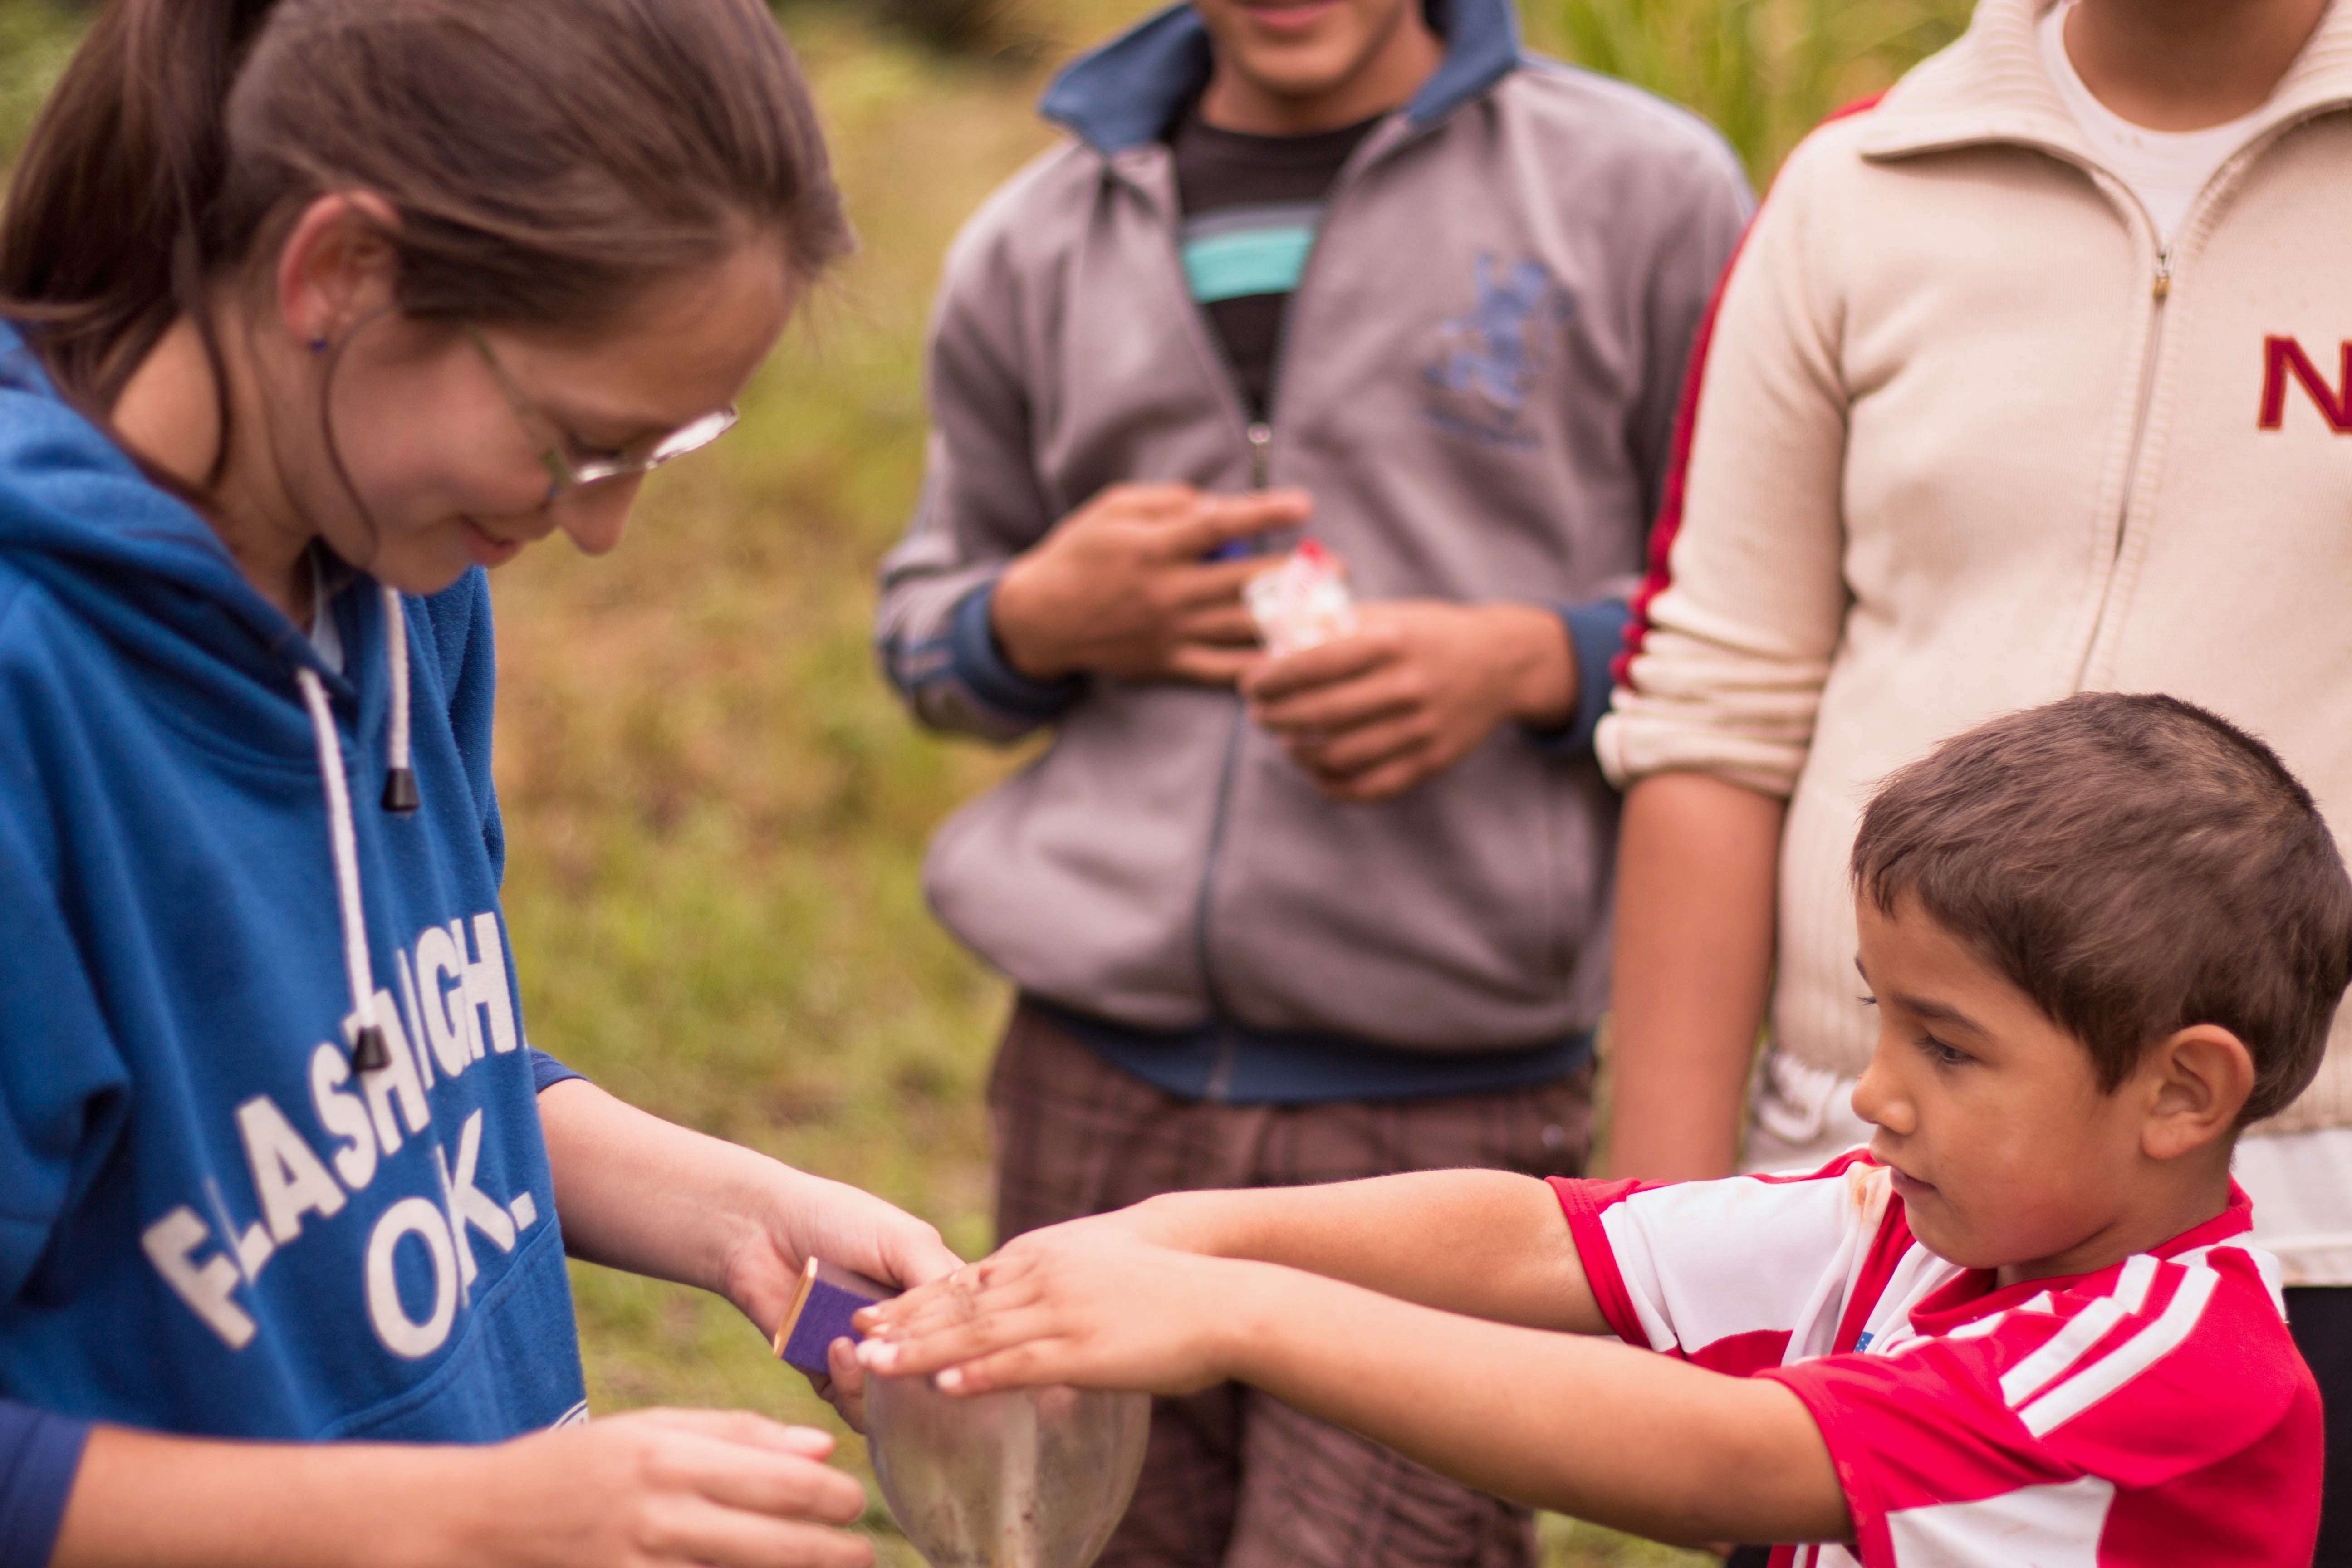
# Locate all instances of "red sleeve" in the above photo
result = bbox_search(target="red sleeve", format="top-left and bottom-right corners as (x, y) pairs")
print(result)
(1549, 1176), (1657, 1346)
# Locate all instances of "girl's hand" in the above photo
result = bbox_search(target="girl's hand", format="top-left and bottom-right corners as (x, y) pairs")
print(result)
(54, 1411), (876, 1568)
(474, 1410), (874, 1568)
(721, 1171), (965, 1431)
(850, 1229), (1254, 1398)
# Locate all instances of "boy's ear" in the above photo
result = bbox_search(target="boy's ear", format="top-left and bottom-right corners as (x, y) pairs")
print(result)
(2139, 1024), (2256, 1161)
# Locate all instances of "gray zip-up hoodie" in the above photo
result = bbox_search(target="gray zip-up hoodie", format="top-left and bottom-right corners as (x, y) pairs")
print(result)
(877, 0), (1751, 1058)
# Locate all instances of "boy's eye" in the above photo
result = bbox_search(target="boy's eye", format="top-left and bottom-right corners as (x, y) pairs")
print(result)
(1916, 1034), (1970, 1068)
(1858, 993), (1878, 1008)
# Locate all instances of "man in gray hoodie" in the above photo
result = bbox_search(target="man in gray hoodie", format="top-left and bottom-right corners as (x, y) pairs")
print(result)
(876, 2), (1749, 1563)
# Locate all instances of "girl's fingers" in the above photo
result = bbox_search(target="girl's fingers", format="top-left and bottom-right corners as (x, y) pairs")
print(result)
(645, 1497), (877, 1568)
(678, 1442), (870, 1527)
(622, 1407), (837, 1459)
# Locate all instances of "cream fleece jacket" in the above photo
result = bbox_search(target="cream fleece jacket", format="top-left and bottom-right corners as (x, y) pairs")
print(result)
(1598, 0), (2352, 1134)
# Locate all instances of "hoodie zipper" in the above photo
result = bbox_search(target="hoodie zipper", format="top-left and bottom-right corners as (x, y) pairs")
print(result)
(2107, 242), (2171, 560)
(1177, 135), (1384, 1098)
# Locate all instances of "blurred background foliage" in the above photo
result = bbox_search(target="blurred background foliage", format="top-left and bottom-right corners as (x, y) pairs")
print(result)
(0, 0), (1970, 1562)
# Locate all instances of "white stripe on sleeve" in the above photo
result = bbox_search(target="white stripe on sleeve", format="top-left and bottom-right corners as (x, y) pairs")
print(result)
(2016, 1266), (2219, 1438)
(1996, 1254), (2158, 1406)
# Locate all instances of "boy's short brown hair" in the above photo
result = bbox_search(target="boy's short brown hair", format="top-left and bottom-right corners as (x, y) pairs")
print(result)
(1852, 692), (2352, 1122)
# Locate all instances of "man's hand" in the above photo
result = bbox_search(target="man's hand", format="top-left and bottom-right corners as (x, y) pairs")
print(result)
(853, 1226), (1250, 1398)
(1243, 600), (1574, 802)
(990, 484), (1311, 683)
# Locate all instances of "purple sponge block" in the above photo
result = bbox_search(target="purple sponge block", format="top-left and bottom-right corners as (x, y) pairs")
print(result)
(772, 1257), (894, 1376)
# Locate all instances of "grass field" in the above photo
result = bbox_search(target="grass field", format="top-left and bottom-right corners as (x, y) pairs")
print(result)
(0, 1), (1969, 1562)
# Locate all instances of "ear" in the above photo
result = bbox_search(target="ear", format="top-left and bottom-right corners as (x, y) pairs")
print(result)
(2138, 1024), (2256, 1161)
(274, 192), (404, 351)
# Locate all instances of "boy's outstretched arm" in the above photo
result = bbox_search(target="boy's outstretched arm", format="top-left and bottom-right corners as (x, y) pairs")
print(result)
(857, 1226), (1848, 1549)
(1034, 1169), (1609, 1333)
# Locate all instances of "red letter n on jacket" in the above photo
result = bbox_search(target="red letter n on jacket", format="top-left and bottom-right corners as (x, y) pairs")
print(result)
(2259, 336), (2352, 432)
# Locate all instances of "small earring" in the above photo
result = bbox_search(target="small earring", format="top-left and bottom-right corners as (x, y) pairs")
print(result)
(309, 338), (328, 354)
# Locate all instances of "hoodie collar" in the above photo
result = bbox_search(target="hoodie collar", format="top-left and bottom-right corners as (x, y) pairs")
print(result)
(1039, 0), (1521, 155)
(1855, 0), (2352, 164)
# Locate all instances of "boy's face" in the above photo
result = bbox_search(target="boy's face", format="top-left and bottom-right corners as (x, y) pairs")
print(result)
(1190, 0), (1429, 109)
(1849, 894), (2156, 1283)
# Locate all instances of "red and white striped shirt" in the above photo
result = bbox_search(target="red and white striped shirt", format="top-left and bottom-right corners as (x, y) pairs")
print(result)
(1552, 1152), (2320, 1567)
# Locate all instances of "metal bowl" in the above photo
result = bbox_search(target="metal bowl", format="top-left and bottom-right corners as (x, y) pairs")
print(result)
(866, 1374), (1150, 1568)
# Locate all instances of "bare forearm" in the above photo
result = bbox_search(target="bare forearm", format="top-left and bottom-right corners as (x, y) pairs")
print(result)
(54, 1427), (478, 1568)
(539, 1079), (789, 1320)
(56, 1411), (873, 1568)
(1605, 773), (1785, 1180)
(1129, 1172), (1602, 1332)
(1217, 1264), (1844, 1546)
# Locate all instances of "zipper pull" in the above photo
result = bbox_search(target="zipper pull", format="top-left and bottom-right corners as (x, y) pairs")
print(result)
(2152, 249), (2172, 301)
(1246, 421), (1272, 490)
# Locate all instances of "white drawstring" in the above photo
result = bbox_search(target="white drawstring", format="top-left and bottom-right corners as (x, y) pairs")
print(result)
(380, 585), (418, 814)
(297, 666), (391, 1072)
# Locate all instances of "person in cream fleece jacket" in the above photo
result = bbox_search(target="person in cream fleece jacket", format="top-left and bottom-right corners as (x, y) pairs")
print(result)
(1596, 0), (2352, 1557)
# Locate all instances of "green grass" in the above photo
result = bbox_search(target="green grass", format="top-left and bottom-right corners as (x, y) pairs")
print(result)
(0, 2), (1978, 1562)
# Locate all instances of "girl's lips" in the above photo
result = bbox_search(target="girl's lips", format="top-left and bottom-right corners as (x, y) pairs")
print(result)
(461, 515), (524, 568)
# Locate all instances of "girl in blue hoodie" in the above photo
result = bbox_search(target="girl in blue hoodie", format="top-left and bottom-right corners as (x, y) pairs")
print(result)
(0, 2), (960, 1563)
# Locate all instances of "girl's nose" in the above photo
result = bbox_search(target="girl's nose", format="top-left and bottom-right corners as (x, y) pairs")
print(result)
(555, 475), (642, 557)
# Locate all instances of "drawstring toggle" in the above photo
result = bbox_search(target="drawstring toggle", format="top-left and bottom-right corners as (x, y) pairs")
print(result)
(350, 1023), (391, 1073)
(381, 767), (419, 814)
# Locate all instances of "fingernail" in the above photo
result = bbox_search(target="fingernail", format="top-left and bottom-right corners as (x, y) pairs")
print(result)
(937, 1367), (965, 1392)
(858, 1341), (895, 1370)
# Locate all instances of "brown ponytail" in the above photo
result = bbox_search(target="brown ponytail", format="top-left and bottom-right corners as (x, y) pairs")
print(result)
(0, 0), (850, 413)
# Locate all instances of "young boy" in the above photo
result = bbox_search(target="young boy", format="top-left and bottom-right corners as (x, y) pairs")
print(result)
(855, 692), (2343, 1567)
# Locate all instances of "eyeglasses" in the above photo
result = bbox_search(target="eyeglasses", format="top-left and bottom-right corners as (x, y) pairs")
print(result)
(461, 321), (739, 503)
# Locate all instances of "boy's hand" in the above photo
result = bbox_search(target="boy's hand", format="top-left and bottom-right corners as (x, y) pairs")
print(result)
(1242, 600), (1573, 802)
(851, 1229), (1249, 1397)
(991, 484), (1311, 683)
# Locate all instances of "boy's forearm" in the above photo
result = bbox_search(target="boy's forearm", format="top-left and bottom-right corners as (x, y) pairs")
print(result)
(1214, 1263), (1847, 1548)
(1132, 1171), (1604, 1333)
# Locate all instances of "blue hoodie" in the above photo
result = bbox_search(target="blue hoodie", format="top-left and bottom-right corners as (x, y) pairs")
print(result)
(0, 323), (586, 1562)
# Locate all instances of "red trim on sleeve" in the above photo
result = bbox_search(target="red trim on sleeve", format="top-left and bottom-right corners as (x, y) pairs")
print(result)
(1613, 90), (1890, 690)
(1549, 1176), (1655, 1347)
(1762, 1363), (1898, 1568)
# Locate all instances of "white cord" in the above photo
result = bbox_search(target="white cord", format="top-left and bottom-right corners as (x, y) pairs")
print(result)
(297, 666), (382, 1059)
(382, 584), (411, 780)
